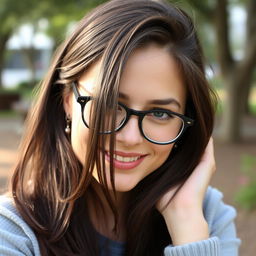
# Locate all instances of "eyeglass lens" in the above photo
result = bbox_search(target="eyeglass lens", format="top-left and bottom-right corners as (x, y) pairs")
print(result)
(82, 99), (184, 143)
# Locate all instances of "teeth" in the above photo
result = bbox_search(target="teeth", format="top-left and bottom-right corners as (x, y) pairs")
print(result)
(113, 154), (141, 162)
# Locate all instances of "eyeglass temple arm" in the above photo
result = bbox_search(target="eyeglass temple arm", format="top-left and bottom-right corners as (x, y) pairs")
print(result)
(186, 119), (194, 126)
(72, 82), (80, 99)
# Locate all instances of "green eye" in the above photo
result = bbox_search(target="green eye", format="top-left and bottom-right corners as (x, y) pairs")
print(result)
(148, 111), (171, 121)
(154, 112), (165, 118)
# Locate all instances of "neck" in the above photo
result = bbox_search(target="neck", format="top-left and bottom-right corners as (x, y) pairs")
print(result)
(88, 179), (129, 242)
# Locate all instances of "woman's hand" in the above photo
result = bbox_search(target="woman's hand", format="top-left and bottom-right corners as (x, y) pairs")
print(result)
(156, 137), (216, 245)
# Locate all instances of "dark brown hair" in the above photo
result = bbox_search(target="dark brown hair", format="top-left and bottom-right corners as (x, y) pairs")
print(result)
(11, 0), (216, 255)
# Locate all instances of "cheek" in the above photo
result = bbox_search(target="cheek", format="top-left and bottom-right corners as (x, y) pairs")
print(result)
(70, 115), (90, 165)
(153, 144), (174, 165)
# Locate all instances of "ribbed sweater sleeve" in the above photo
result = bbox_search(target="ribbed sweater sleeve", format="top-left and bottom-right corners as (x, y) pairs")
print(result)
(164, 187), (241, 256)
(0, 187), (241, 256)
(0, 196), (41, 256)
(164, 237), (220, 256)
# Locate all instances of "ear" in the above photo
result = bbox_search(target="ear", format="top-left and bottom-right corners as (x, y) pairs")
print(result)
(63, 92), (73, 118)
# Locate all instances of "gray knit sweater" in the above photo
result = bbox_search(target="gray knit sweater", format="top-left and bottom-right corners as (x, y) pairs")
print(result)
(0, 187), (240, 256)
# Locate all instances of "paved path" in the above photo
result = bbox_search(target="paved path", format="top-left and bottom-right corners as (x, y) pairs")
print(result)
(0, 117), (23, 192)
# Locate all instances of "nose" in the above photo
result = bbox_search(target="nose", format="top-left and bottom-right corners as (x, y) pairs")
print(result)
(116, 116), (144, 146)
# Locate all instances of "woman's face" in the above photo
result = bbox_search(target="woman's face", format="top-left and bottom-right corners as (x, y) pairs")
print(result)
(64, 43), (186, 192)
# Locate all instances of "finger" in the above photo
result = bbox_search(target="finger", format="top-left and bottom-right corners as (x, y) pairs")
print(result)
(184, 138), (216, 194)
(194, 137), (216, 174)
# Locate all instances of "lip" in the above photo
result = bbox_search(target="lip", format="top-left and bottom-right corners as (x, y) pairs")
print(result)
(105, 151), (147, 170)
(112, 151), (146, 157)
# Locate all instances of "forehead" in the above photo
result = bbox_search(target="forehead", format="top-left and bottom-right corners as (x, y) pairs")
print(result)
(79, 61), (101, 93)
(118, 44), (186, 108)
(78, 44), (186, 109)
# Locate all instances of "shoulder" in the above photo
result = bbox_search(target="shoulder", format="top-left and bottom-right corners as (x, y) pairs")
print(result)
(0, 195), (41, 256)
(203, 186), (237, 231)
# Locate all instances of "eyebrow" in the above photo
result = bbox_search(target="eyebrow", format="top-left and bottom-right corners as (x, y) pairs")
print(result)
(119, 92), (181, 109)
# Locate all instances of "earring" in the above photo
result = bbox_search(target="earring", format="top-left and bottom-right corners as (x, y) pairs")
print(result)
(65, 115), (71, 134)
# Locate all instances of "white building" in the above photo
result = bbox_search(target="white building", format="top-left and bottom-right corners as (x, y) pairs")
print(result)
(3, 23), (53, 88)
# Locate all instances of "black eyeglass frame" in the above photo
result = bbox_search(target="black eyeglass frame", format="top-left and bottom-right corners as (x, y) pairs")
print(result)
(72, 82), (194, 145)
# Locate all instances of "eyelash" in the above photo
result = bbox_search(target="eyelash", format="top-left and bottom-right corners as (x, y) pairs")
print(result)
(118, 102), (172, 112)
(150, 107), (173, 113)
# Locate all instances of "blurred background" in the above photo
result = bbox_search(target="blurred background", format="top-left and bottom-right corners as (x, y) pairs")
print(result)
(0, 0), (255, 255)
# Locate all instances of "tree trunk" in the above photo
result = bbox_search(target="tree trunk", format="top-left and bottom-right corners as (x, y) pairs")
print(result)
(243, 0), (256, 115)
(221, 57), (256, 142)
(187, 0), (256, 142)
(221, 68), (244, 142)
(214, 0), (233, 75)
(242, 82), (253, 115)
(221, 82), (241, 142)
(0, 33), (11, 88)
(215, 0), (256, 142)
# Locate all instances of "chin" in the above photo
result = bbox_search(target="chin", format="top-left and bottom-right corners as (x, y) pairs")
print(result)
(107, 180), (138, 192)
(110, 185), (136, 193)
(106, 174), (143, 192)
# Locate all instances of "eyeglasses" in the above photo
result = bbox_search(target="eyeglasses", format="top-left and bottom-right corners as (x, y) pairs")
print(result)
(72, 82), (194, 145)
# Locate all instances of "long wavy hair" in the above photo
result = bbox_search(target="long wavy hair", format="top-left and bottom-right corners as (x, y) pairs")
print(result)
(11, 0), (216, 255)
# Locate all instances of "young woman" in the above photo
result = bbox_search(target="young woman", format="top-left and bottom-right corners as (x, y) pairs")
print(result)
(0, 0), (240, 255)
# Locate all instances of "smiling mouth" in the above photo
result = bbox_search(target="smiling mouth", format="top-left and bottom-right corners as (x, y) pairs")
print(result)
(105, 151), (147, 170)
(113, 154), (141, 162)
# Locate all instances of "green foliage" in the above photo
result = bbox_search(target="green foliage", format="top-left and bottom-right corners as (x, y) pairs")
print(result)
(0, 109), (21, 118)
(0, 0), (108, 48)
(209, 76), (224, 89)
(43, 0), (108, 48)
(17, 80), (39, 90)
(235, 155), (256, 210)
(0, 80), (36, 99)
(249, 102), (256, 115)
(0, 0), (109, 87)
(0, 0), (37, 34)
(0, 87), (20, 95)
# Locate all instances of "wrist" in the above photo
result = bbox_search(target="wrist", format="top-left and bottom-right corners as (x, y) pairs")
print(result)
(163, 209), (209, 246)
